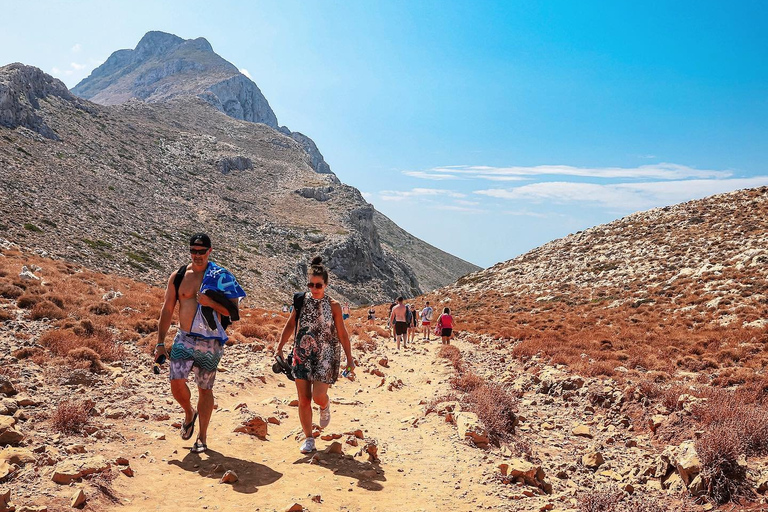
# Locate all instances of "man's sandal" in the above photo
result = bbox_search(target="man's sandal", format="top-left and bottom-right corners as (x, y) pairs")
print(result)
(190, 440), (207, 453)
(180, 410), (198, 440)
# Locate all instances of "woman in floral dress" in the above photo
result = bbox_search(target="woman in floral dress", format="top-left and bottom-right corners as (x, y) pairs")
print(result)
(276, 256), (355, 453)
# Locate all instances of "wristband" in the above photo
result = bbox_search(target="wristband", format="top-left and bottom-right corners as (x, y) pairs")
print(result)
(156, 343), (165, 347)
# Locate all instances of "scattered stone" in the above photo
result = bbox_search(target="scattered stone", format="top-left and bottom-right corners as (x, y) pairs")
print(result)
(499, 458), (549, 491)
(378, 358), (389, 368)
(0, 448), (35, 466)
(220, 470), (238, 484)
(0, 417), (23, 446)
(581, 451), (605, 469)
(456, 412), (490, 446)
(234, 415), (268, 440)
(311, 494), (322, 503)
(51, 456), (110, 484)
(571, 424), (592, 438)
(326, 442), (343, 455)
(285, 503), (304, 512)
(71, 489), (86, 508)
(120, 466), (134, 477)
(0, 379), (15, 397)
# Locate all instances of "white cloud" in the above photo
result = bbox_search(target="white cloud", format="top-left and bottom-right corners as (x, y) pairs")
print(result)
(70, 62), (86, 70)
(379, 188), (466, 201)
(475, 177), (768, 211)
(406, 163), (732, 181)
(502, 210), (553, 218)
(433, 205), (489, 214)
(361, 191), (373, 200)
(71, 43), (82, 53)
(239, 68), (252, 79)
(403, 170), (459, 180)
(51, 67), (61, 74)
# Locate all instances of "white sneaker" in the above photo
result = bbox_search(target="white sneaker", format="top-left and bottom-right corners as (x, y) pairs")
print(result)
(300, 437), (316, 454)
(319, 405), (331, 428)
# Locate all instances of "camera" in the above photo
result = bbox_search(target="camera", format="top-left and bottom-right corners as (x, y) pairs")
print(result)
(272, 355), (295, 381)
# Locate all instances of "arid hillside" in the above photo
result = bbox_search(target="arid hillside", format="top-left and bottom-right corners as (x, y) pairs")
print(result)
(0, 63), (477, 306)
(416, 186), (768, 385)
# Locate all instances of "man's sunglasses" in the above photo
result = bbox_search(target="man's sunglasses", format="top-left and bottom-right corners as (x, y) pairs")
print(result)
(307, 282), (324, 289)
(190, 248), (209, 255)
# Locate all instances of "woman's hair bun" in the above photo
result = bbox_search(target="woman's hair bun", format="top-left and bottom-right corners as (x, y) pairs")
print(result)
(311, 256), (323, 266)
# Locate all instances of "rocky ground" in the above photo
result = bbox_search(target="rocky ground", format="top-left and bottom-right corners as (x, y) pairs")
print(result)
(3, 206), (768, 511)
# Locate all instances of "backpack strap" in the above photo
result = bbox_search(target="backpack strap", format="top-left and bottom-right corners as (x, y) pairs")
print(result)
(292, 292), (306, 341)
(173, 264), (188, 303)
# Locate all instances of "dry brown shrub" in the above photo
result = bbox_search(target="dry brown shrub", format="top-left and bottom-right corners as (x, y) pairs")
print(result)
(424, 392), (459, 415)
(16, 294), (40, 309)
(450, 371), (484, 393)
(72, 319), (95, 336)
(67, 347), (104, 371)
(134, 319), (158, 334)
(437, 344), (463, 370)
(0, 283), (23, 299)
(51, 399), (94, 434)
(39, 328), (123, 362)
(0, 309), (12, 322)
(45, 294), (66, 309)
(466, 382), (517, 442)
(577, 486), (622, 512)
(30, 300), (66, 320)
(89, 302), (116, 315)
(695, 427), (749, 504)
(12, 347), (42, 359)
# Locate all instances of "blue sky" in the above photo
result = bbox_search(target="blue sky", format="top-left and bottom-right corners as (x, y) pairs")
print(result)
(3, 1), (767, 268)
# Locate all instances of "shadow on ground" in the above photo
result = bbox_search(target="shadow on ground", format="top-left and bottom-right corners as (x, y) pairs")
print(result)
(293, 452), (385, 491)
(169, 448), (282, 494)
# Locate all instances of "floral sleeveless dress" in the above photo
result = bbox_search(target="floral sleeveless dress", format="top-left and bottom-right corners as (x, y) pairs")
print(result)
(291, 293), (341, 384)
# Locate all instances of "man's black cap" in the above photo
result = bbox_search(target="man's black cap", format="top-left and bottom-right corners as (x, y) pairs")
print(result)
(189, 233), (212, 248)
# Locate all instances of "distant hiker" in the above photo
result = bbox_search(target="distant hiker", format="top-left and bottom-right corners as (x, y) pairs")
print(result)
(389, 297), (409, 350)
(407, 304), (418, 344)
(155, 233), (246, 454)
(275, 256), (355, 454)
(282, 304), (289, 313)
(437, 307), (454, 345)
(387, 300), (397, 341)
(342, 302), (351, 321)
(367, 306), (375, 326)
(420, 301), (434, 341)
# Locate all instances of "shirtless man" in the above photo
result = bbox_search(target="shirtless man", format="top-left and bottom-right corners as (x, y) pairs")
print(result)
(154, 234), (238, 453)
(389, 296), (409, 350)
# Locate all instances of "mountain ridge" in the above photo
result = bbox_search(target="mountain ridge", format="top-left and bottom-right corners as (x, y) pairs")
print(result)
(1, 62), (478, 305)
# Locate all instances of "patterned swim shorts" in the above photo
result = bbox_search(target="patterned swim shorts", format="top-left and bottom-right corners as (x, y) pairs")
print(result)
(169, 330), (223, 390)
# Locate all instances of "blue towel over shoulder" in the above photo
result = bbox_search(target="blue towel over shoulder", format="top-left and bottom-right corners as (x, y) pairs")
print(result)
(189, 262), (246, 344)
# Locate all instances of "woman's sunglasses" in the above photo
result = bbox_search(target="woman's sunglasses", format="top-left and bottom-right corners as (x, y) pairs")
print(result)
(190, 248), (209, 255)
(307, 282), (324, 289)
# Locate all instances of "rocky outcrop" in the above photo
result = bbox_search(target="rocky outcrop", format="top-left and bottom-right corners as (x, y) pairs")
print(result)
(201, 74), (277, 127)
(0, 64), (87, 140)
(279, 127), (334, 176)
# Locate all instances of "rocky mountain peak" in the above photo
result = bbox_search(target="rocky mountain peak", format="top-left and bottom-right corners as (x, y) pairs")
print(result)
(133, 31), (185, 60)
(71, 31), (337, 175)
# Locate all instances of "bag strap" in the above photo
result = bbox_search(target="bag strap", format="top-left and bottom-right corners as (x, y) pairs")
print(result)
(173, 264), (188, 303)
(292, 292), (306, 341)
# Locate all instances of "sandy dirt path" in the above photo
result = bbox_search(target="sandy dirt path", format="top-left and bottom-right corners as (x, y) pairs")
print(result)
(108, 338), (504, 512)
